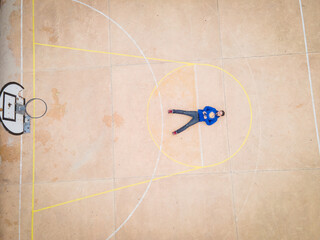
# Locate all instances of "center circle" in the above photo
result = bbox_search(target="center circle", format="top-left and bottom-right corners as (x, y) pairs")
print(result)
(146, 63), (253, 168)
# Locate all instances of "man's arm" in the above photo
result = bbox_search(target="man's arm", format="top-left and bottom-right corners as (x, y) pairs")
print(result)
(206, 117), (218, 126)
(204, 106), (217, 113)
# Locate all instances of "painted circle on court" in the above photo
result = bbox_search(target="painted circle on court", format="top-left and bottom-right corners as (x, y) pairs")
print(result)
(147, 63), (253, 168)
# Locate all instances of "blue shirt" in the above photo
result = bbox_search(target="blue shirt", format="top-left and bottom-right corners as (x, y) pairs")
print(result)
(198, 106), (219, 126)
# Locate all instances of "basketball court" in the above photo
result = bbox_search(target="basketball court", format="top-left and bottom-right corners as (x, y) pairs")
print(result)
(0, 0), (320, 239)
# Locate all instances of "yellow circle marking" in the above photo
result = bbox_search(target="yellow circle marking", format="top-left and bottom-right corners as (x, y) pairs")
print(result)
(147, 63), (253, 169)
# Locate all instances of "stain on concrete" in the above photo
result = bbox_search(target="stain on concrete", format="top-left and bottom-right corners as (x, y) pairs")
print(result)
(41, 26), (59, 44)
(0, 0), (21, 82)
(41, 26), (55, 34)
(114, 112), (124, 127)
(103, 112), (124, 128)
(0, 143), (19, 163)
(103, 115), (112, 127)
(46, 88), (67, 121)
(6, 9), (20, 66)
(0, 0), (7, 8)
(1, 178), (9, 183)
(49, 35), (58, 44)
(13, 0), (19, 7)
(4, 219), (12, 226)
(51, 177), (58, 182)
(36, 130), (51, 146)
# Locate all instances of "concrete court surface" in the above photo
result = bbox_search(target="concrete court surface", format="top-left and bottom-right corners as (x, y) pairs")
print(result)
(1, 0), (320, 239)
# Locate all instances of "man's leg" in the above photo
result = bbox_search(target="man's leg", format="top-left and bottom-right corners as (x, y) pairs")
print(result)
(173, 116), (199, 135)
(168, 109), (198, 118)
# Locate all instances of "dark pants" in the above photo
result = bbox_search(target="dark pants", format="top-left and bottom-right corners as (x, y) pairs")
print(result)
(172, 110), (200, 134)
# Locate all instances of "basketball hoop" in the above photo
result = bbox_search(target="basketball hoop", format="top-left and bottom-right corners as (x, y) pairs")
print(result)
(0, 82), (48, 135)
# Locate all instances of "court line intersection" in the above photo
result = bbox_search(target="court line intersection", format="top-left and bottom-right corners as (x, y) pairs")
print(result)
(30, 1), (253, 239)
(32, 44), (253, 212)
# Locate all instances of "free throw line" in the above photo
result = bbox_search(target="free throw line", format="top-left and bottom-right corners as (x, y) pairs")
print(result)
(35, 42), (193, 65)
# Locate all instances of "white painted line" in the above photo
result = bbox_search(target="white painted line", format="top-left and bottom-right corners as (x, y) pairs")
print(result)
(71, 1), (164, 239)
(18, 1), (24, 239)
(19, 135), (23, 240)
(20, 1), (23, 87)
(194, 65), (204, 166)
(299, 0), (320, 157)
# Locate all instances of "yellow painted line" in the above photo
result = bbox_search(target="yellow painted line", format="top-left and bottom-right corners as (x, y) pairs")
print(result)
(147, 63), (253, 168)
(34, 167), (199, 212)
(35, 42), (193, 65)
(31, 22), (252, 215)
(33, 63), (253, 213)
(31, 0), (36, 239)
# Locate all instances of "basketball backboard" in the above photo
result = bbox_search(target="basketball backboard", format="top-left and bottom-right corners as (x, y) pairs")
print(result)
(0, 82), (25, 135)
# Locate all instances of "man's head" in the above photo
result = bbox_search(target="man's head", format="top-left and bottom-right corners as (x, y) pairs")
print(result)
(216, 110), (225, 117)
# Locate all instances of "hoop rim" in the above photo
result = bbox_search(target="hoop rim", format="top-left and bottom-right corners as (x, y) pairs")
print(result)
(25, 98), (48, 119)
